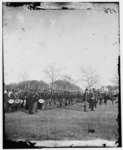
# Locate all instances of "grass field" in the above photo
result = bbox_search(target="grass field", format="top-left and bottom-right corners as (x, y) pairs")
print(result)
(5, 101), (118, 142)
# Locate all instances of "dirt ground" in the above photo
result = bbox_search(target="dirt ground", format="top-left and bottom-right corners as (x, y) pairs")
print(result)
(5, 101), (118, 141)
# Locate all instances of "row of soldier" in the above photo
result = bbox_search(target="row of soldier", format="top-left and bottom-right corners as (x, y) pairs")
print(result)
(83, 88), (101, 112)
(4, 89), (82, 114)
(4, 88), (117, 114)
(83, 88), (117, 112)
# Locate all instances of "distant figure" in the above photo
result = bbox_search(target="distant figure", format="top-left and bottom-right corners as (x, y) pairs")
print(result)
(25, 89), (31, 110)
(89, 90), (94, 111)
(28, 90), (39, 114)
(4, 89), (10, 112)
(104, 92), (108, 105)
(9, 89), (17, 112)
(9, 89), (16, 100)
(92, 88), (97, 108)
(32, 90), (39, 113)
(28, 90), (34, 114)
(110, 93), (115, 105)
(83, 88), (89, 112)
(99, 92), (103, 105)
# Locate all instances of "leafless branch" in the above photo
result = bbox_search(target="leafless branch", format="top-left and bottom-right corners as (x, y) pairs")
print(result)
(80, 65), (100, 89)
(44, 63), (61, 89)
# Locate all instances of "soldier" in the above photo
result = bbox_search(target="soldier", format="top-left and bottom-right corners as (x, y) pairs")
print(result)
(83, 88), (89, 112)
(66, 91), (70, 106)
(28, 90), (35, 114)
(44, 90), (49, 110)
(4, 89), (10, 112)
(89, 89), (95, 111)
(9, 89), (17, 112)
(92, 88), (98, 108)
(25, 89), (31, 110)
(88, 89), (91, 109)
(99, 92), (103, 105)
(104, 92), (108, 105)
(64, 91), (68, 106)
(48, 90), (52, 109)
(58, 92), (62, 108)
(37, 89), (42, 109)
(110, 92), (115, 105)
(9, 89), (16, 100)
(32, 90), (39, 113)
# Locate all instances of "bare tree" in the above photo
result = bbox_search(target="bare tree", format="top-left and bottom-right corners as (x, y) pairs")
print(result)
(80, 66), (100, 90)
(111, 73), (119, 86)
(44, 63), (60, 90)
(62, 75), (71, 82)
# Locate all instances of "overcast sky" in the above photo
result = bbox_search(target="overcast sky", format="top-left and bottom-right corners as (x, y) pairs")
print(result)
(3, 3), (119, 89)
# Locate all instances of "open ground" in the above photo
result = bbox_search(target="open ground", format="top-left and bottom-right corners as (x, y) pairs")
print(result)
(5, 101), (118, 142)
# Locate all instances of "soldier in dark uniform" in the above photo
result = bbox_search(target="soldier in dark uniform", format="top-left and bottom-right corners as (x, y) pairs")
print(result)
(4, 89), (10, 112)
(48, 90), (52, 109)
(64, 91), (69, 106)
(59, 91), (62, 108)
(37, 89), (42, 109)
(10, 89), (16, 100)
(83, 88), (89, 112)
(110, 92), (115, 105)
(32, 90), (39, 113)
(99, 93), (103, 105)
(88, 89), (91, 109)
(104, 92), (108, 105)
(93, 88), (97, 108)
(25, 89), (31, 110)
(9, 89), (17, 112)
(62, 91), (66, 107)
(28, 90), (35, 114)
(66, 91), (70, 106)
(97, 90), (103, 105)
(89, 89), (95, 111)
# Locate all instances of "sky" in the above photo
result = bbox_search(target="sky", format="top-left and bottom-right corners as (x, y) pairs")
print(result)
(3, 3), (119, 89)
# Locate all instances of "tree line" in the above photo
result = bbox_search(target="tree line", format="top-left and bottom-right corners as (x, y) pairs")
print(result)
(5, 63), (119, 92)
(5, 79), (82, 92)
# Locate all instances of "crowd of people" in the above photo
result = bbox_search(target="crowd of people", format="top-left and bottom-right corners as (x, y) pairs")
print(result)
(4, 88), (118, 114)
(82, 88), (117, 112)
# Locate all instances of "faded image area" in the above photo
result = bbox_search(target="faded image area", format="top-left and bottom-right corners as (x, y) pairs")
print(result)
(3, 2), (120, 148)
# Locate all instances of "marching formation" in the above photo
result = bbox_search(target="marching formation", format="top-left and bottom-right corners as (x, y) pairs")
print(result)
(4, 88), (118, 114)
